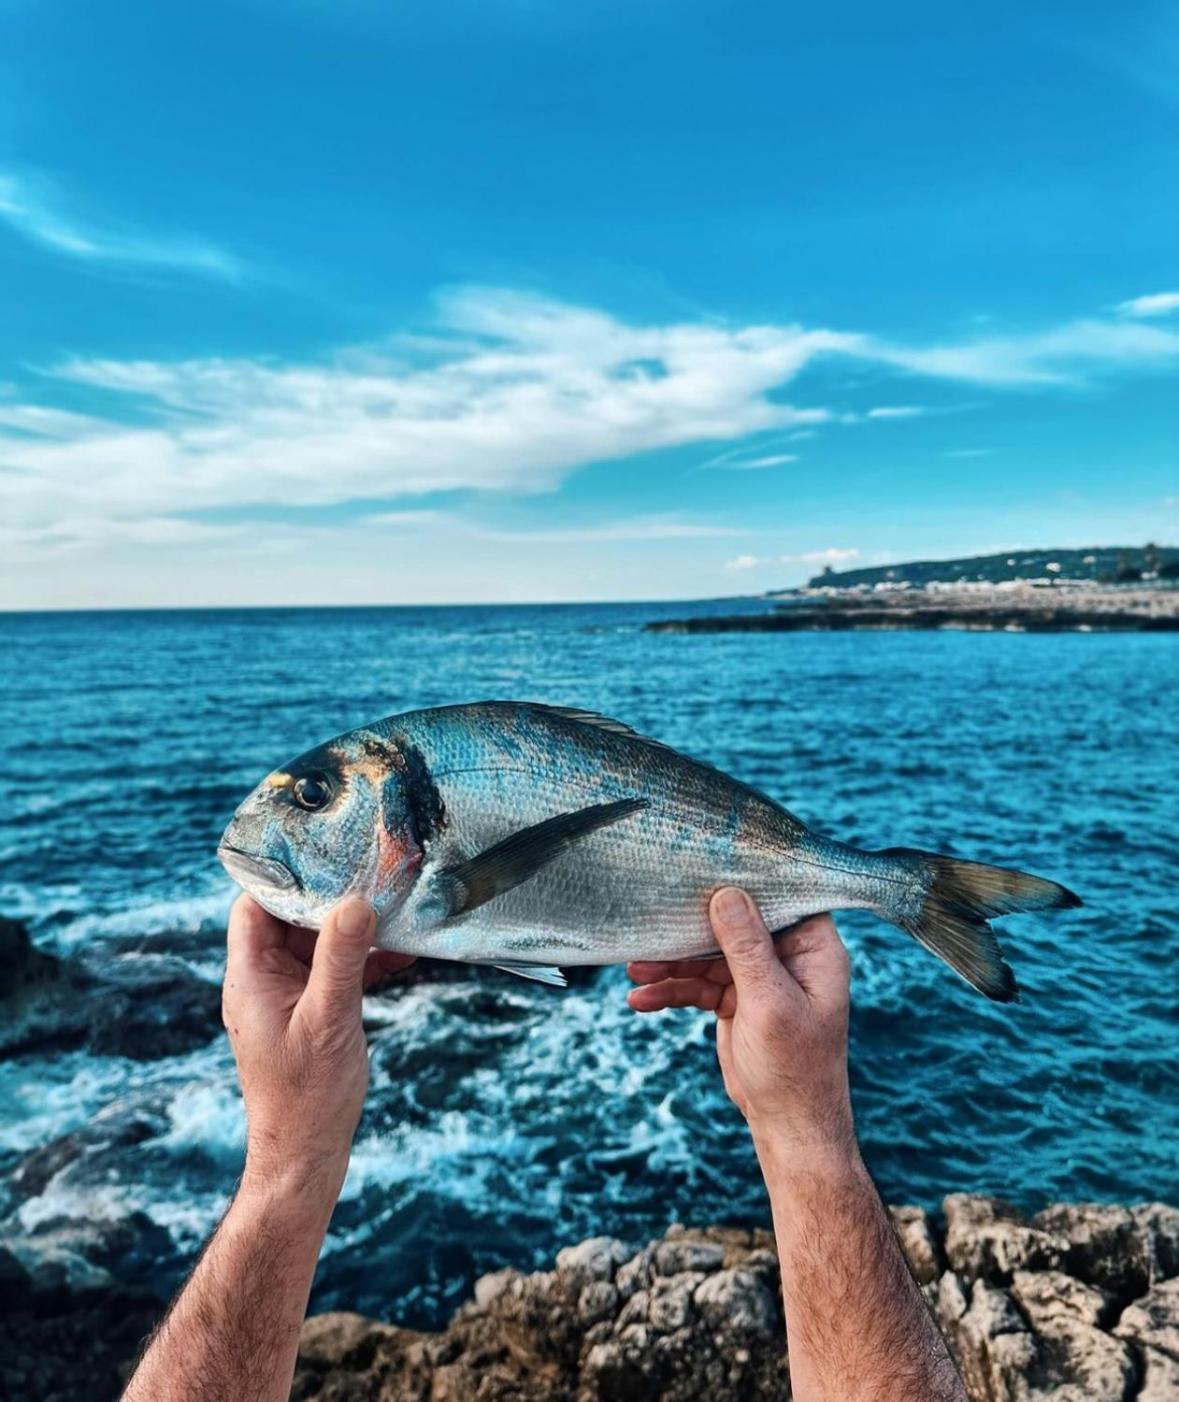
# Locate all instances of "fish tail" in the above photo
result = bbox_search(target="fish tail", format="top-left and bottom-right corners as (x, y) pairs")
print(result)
(873, 848), (1081, 1003)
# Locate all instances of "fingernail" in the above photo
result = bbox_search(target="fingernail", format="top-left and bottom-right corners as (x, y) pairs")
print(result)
(713, 887), (750, 924)
(336, 899), (374, 938)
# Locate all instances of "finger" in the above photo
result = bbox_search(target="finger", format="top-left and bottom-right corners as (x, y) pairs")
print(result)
(305, 898), (376, 1015)
(226, 894), (287, 972)
(627, 957), (732, 986)
(363, 950), (416, 989)
(778, 914), (850, 1004)
(285, 926), (318, 964)
(709, 888), (790, 1002)
(627, 977), (724, 1013)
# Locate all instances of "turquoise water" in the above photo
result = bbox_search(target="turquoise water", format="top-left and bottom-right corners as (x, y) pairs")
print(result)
(0, 602), (1176, 1325)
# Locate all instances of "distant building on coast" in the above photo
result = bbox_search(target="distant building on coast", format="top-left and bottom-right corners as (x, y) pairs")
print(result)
(805, 544), (1179, 591)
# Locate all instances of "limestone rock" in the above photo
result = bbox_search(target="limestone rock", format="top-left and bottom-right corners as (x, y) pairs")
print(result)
(693, 1267), (778, 1337)
(555, 1236), (628, 1286)
(943, 1194), (1066, 1283)
(890, 1203), (944, 1284)
(1137, 1345), (1179, 1402)
(1031, 1201), (1150, 1300)
(653, 1238), (726, 1276)
(1133, 1202), (1179, 1281)
(1114, 1275), (1179, 1360)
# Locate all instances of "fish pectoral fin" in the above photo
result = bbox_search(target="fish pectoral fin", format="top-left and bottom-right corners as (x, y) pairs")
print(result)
(492, 962), (568, 988)
(436, 797), (648, 917)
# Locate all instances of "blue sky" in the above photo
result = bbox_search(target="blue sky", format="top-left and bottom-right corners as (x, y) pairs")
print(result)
(1, 0), (1176, 608)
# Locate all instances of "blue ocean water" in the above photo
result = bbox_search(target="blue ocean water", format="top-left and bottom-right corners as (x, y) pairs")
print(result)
(0, 601), (1176, 1326)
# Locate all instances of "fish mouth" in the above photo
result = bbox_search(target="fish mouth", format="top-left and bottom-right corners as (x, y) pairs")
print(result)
(218, 844), (300, 893)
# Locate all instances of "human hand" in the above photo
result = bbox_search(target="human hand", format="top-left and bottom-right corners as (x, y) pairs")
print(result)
(627, 889), (857, 1167)
(222, 895), (414, 1205)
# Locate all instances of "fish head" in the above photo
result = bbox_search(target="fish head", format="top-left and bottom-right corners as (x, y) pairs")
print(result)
(218, 728), (426, 929)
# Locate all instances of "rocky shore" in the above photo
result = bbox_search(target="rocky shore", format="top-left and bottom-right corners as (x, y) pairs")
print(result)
(647, 583), (1179, 634)
(288, 1198), (1179, 1401)
(3, 917), (1176, 1399)
(2, 1193), (1176, 1400)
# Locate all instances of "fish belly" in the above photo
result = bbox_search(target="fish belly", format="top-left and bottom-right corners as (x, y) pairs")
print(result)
(415, 767), (862, 967)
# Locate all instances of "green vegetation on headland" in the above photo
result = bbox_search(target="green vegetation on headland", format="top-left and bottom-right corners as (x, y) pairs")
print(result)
(647, 545), (1179, 635)
(803, 543), (1179, 590)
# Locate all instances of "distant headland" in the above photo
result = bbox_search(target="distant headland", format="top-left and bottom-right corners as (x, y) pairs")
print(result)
(647, 544), (1179, 635)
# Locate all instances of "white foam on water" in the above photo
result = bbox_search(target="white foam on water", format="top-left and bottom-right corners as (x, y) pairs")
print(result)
(49, 882), (236, 956)
(156, 1071), (245, 1157)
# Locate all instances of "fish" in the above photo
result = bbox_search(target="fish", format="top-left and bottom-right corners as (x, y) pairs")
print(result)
(218, 700), (1081, 1002)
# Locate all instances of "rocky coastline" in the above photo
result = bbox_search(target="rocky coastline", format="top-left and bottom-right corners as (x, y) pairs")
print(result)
(2, 1195), (1175, 1400)
(3, 917), (1177, 1399)
(646, 583), (1179, 634)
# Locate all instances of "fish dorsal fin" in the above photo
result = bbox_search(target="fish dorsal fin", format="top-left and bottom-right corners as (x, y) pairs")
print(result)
(493, 962), (567, 987)
(437, 797), (648, 918)
(530, 703), (794, 825)
(534, 705), (680, 757)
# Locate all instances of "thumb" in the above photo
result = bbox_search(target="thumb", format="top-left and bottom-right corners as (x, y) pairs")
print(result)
(306, 898), (376, 1016)
(710, 888), (783, 1000)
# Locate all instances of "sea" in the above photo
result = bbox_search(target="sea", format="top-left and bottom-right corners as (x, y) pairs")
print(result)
(0, 601), (1176, 1327)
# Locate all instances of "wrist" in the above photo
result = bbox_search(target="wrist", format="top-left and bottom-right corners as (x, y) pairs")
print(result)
(240, 1141), (351, 1222)
(749, 1118), (865, 1188)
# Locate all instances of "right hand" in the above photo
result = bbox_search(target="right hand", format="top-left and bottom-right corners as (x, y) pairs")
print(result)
(223, 895), (415, 1204)
(627, 888), (858, 1164)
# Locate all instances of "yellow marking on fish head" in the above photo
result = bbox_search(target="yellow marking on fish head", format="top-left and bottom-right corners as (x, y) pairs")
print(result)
(264, 771), (294, 790)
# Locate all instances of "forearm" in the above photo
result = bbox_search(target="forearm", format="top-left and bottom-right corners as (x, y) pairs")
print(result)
(756, 1133), (966, 1402)
(124, 1160), (342, 1402)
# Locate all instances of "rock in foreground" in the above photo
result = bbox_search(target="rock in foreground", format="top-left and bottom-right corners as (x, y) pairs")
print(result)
(293, 1197), (1179, 1402)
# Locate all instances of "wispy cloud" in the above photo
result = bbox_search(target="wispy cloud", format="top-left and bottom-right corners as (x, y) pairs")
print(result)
(4, 286), (1178, 559)
(871, 318), (1179, 385)
(725, 547), (859, 571)
(1116, 291), (1179, 319)
(708, 452), (798, 470)
(945, 448), (994, 459)
(0, 170), (243, 280)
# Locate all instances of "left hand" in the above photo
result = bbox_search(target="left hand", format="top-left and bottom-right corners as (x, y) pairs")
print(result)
(222, 895), (415, 1202)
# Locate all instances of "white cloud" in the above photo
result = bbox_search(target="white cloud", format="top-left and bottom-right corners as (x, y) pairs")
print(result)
(1116, 291), (1179, 319)
(865, 405), (925, 419)
(0, 170), (243, 280)
(724, 547), (858, 572)
(871, 318), (1179, 385)
(2, 290), (855, 541)
(719, 453), (798, 470)
(783, 547), (860, 565)
(4, 286), (1179, 572)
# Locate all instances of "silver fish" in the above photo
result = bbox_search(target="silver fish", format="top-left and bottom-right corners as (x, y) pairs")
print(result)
(218, 700), (1080, 1001)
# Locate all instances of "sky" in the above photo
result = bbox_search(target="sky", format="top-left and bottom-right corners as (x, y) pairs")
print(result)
(1, 0), (1177, 609)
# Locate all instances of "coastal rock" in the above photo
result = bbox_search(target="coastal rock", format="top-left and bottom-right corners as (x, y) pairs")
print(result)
(288, 1200), (1179, 1402)
(943, 1194), (1067, 1283)
(1031, 1201), (1150, 1301)
(890, 1203), (944, 1284)
(5, 1196), (1178, 1401)
(1114, 1277), (1179, 1361)
(0, 1245), (160, 1402)
(8, 1092), (172, 1203)
(0, 915), (222, 1062)
(1133, 1203), (1179, 1281)
(0, 917), (97, 1056)
(555, 1235), (629, 1286)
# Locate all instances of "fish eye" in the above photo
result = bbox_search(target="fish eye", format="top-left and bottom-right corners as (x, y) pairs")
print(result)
(292, 773), (334, 812)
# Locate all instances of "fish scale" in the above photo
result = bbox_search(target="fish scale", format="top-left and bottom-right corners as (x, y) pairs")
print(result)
(219, 700), (1081, 1001)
